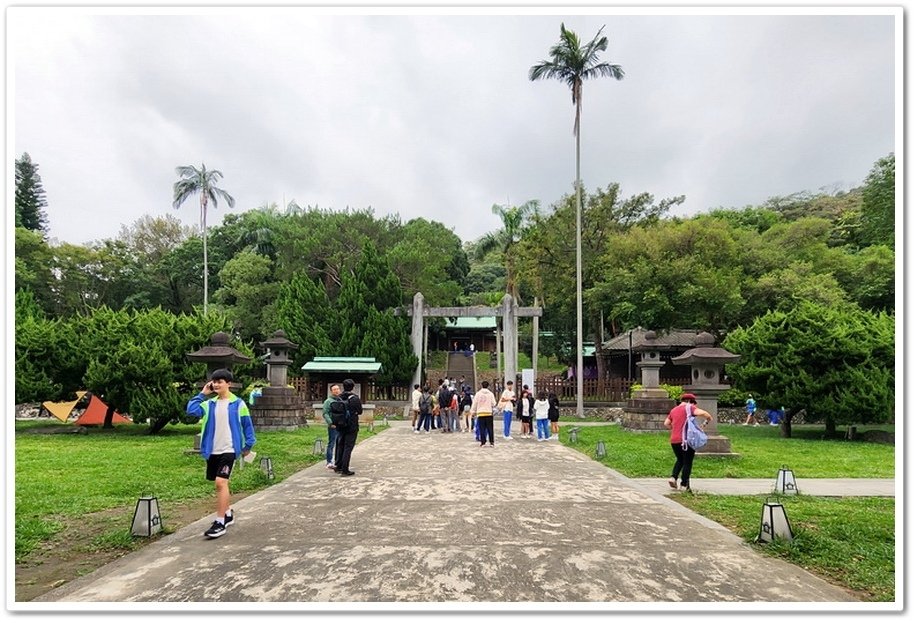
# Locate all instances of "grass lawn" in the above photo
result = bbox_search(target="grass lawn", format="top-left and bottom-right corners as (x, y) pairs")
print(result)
(14, 419), (382, 562)
(561, 423), (895, 478)
(560, 422), (896, 602)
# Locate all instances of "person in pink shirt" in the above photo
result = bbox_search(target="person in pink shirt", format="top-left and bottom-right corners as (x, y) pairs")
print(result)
(663, 393), (712, 492)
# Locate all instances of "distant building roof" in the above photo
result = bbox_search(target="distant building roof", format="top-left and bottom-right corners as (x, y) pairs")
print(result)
(601, 328), (699, 352)
(445, 317), (497, 330)
(301, 357), (383, 374)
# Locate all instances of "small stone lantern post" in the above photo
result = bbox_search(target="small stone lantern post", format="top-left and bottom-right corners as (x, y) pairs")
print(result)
(261, 330), (296, 388)
(186, 331), (252, 392)
(633, 331), (667, 398)
(671, 332), (740, 455)
(621, 331), (675, 431)
(250, 330), (308, 431)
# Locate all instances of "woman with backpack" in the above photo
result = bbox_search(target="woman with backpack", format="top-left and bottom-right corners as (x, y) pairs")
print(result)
(663, 393), (712, 493)
(414, 386), (434, 433)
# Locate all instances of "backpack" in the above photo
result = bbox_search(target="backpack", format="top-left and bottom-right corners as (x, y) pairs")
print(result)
(329, 394), (352, 429)
(682, 404), (708, 451)
(419, 392), (433, 414)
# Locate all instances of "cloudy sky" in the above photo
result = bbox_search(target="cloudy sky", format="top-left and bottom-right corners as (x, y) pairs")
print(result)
(9, 6), (899, 247)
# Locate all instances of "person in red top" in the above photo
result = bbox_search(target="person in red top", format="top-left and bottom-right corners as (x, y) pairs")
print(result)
(663, 393), (712, 492)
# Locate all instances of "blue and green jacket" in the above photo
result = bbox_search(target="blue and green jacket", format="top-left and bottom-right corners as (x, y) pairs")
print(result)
(186, 392), (256, 459)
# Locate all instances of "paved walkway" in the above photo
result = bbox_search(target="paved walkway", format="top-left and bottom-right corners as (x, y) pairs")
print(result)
(35, 420), (885, 606)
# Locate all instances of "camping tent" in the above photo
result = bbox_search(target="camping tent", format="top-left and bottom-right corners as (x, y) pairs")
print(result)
(73, 395), (132, 426)
(41, 391), (88, 422)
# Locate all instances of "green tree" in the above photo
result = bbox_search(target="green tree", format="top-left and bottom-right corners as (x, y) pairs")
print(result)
(386, 218), (468, 305)
(335, 241), (417, 384)
(72, 306), (235, 431)
(265, 270), (333, 370)
(213, 249), (279, 343)
(473, 200), (539, 300)
(15, 152), (49, 234)
(530, 22), (624, 415)
(14, 227), (56, 314)
(723, 301), (894, 437)
(859, 153), (895, 248)
(172, 163), (236, 314)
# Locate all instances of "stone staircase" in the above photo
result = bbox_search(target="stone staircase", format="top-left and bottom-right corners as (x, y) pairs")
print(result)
(446, 351), (477, 390)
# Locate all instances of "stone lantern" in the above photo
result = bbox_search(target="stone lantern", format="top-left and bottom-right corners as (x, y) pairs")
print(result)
(621, 331), (675, 431)
(671, 332), (740, 455)
(633, 331), (667, 398)
(261, 330), (297, 389)
(186, 331), (252, 391)
(250, 330), (308, 431)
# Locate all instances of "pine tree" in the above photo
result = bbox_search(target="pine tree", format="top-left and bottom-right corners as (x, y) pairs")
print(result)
(267, 270), (333, 369)
(15, 153), (49, 234)
(335, 241), (417, 383)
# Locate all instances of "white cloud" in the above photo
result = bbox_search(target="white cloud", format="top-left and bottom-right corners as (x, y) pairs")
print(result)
(9, 8), (898, 246)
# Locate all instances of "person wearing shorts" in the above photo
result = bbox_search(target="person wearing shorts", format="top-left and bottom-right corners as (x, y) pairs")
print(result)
(186, 368), (256, 539)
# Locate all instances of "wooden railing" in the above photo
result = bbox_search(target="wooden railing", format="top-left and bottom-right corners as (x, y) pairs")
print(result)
(290, 376), (692, 404)
(289, 377), (410, 403)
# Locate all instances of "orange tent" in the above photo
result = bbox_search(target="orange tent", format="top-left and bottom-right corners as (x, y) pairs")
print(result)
(42, 391), (88, 422)
(73, 395), (132, 426)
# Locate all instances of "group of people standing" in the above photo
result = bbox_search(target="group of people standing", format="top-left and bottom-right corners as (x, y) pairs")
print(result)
(409, 379), (561, 447)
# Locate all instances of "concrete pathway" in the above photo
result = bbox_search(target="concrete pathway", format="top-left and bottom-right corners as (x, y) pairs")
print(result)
(34, 421), (874, 606)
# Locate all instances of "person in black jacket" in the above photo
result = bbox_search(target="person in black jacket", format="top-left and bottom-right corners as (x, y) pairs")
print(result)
(334, 378), (363, 476)
(548, 391), (561, 439)
(515, 385), (535, 438)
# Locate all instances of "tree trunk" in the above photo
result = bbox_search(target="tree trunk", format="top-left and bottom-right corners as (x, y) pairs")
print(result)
(148, 417), (170, 435)
(780, 412), (792, 438)
(201, 195), (209, 314)
(103, 404), (114, 429)
(825, 416), (836, 438)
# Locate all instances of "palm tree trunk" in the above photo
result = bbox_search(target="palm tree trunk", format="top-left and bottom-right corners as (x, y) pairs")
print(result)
(201, 196), (208, 314)
(575, 123), (584, 418)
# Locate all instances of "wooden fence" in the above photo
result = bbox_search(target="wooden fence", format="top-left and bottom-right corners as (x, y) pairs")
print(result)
(290, 376), (692, 404)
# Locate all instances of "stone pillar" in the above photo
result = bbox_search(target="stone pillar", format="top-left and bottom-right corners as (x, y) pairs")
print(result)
(532, 297), (539, 386)
(501, 293), (517, 384)
(411, 292), (424, 389)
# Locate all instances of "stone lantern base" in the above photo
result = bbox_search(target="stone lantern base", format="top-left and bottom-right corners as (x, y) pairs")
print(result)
(697, 435), (737, 456)
(249, 387), (309, 431)
(621, 392), (674, 432)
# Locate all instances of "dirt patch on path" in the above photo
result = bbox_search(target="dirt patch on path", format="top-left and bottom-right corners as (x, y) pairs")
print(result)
(15, 494), (251, 602)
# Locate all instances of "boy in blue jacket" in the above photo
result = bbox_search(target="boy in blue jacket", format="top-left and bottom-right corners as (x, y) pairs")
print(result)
(186, 368), (256, 539)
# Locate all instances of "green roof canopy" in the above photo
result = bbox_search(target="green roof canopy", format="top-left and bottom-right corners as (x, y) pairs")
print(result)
(445, 317), (497, 330)
(301, 357), (383, 374)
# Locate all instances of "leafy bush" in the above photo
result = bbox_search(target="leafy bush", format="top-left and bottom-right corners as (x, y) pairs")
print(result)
(629, 383), (683, 400)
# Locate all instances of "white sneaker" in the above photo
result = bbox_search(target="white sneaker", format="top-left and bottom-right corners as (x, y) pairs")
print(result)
(326, 463), (336, 470)
(504, 436), (513, 440)
(414, 430), (420, 434)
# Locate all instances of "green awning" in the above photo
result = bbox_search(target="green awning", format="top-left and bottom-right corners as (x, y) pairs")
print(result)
(301, 356), (383, 373)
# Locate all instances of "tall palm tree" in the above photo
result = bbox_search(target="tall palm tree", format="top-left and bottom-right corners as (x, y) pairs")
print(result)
(474, 200), (539, 301)
(530, 23), (624, 417)
(172, 163), (235, 314)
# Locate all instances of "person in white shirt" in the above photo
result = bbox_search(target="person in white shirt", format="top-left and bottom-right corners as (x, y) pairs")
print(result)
(410, 384), (422, 428)
(533, 391), (551, 440)
(498, 380), (516, 439)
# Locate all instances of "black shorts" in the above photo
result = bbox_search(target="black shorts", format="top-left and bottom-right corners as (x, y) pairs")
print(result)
(206, 452), (236, 481)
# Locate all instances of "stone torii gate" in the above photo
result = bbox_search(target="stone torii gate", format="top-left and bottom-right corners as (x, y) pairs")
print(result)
(404, 292), (542, 389)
